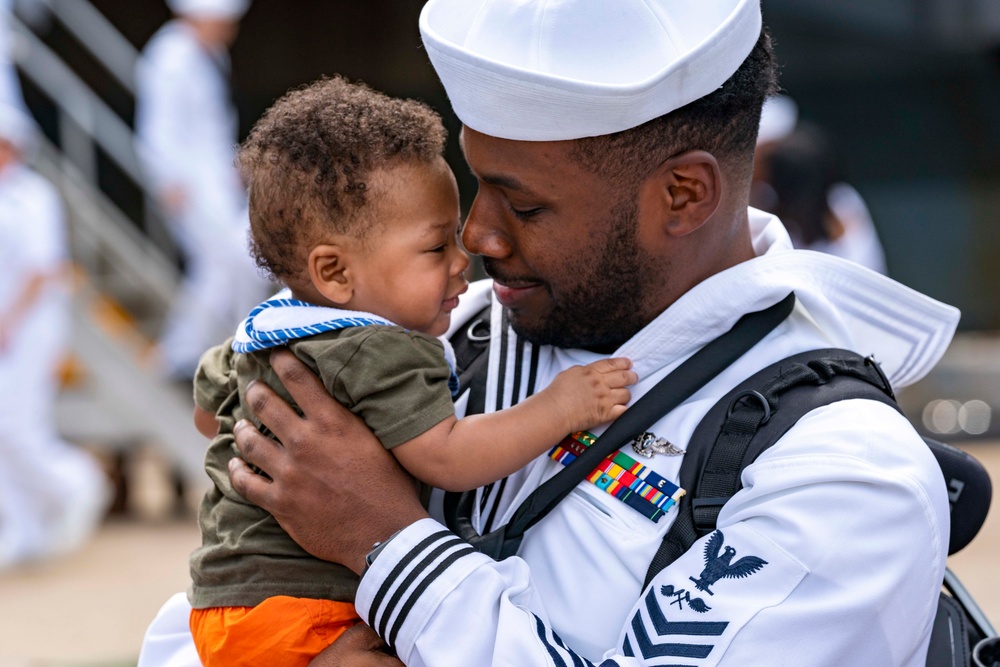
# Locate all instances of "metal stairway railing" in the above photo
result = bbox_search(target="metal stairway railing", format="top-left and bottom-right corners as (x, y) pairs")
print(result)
(8, 9), (178, 273)
(31, 136), (208, 486)
(31, 0), (139, 95)
(8, 4), (210, 487)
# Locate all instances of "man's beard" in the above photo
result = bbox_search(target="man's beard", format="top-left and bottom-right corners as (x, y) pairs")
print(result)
(493, 199), (661, 350)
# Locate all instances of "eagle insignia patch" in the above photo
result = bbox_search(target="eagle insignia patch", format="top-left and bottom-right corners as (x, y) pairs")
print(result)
(688, 530), (768, 596)
(625, 526), (806, 663)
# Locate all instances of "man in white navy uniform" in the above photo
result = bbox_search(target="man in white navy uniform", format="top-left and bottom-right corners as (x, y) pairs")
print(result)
(139, 0), (958, 665)
(135, 0), (270, 380)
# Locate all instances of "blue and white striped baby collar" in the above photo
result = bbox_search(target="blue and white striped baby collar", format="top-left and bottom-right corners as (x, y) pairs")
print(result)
(232, 289), (461, 396)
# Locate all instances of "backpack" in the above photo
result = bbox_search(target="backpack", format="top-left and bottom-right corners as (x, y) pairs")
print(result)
(446, 299), (998, 667)
(643, 347), (997, 667)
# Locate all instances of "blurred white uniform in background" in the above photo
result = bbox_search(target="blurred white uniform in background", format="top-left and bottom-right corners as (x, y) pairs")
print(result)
(135, 0), (269, 380)
(0, 0), (27, 110)
(755, 95), (888, 275)
(0, 104), (110, 568)
(816, 181), (888, 274)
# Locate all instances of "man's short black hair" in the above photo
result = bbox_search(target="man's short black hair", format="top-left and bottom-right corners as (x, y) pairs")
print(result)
(237, 75), (447, 283)
(571, 28), (779, 189)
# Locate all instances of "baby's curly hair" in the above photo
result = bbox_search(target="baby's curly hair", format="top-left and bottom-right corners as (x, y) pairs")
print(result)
(237, 76), (448, 284)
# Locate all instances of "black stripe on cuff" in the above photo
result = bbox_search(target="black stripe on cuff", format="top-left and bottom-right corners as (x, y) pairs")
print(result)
(367, 529), (453, 629)
(386, 545), (477, 648)
(376, 535), (469, 639)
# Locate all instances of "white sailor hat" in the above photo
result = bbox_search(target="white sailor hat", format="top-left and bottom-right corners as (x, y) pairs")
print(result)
(419, 0), (762, 141)
(757, 95), (799, 145)
(167, 0), (250, 19)
(0, 102), (37, 155)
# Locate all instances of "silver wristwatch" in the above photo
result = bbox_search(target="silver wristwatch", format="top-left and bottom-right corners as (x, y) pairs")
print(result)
(363, 529), (403, 574)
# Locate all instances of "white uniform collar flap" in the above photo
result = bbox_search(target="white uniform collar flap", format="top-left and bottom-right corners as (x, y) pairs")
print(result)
(617, 208), (958, 389)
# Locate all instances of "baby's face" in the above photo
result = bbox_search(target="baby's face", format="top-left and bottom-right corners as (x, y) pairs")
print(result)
(349, 158), (469, 337)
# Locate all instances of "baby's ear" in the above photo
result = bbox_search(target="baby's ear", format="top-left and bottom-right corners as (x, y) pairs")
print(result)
(308, 244), (353, 305)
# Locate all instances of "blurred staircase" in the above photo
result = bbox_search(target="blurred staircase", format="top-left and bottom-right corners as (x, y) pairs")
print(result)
(7, 0), (209, 493)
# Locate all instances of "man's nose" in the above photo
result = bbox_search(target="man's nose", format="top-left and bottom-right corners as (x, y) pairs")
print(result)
(462, 198), (512, 259)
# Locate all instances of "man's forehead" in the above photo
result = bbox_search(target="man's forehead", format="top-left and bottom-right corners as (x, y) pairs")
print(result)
(460, 126), (571, 167)
(459, 126), (596, 198)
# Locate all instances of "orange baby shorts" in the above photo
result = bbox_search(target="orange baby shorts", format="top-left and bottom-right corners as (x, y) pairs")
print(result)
(190, 596), (362, 667)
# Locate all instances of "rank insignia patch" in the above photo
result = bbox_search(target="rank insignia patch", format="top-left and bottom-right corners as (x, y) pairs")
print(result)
(688, 530), (768, 595)
(625, 524), (807, 665)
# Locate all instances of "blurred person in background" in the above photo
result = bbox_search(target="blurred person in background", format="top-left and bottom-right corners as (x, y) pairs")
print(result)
(0, 0), (27, 110)
(752, 95), (888, 274)
(0, 103), (111, 569)
(135, 0), (271, 382)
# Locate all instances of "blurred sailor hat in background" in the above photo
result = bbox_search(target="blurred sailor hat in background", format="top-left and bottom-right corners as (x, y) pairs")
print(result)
(166, 0), (250, 20)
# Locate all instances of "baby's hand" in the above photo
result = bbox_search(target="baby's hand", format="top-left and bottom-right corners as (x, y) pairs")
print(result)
(546, 357), (636, 434)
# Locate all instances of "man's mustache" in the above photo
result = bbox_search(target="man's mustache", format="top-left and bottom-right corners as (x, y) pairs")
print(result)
(481, 258), (542, 289)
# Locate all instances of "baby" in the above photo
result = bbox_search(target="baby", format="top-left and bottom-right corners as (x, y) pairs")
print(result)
(188, 76), (635, 666)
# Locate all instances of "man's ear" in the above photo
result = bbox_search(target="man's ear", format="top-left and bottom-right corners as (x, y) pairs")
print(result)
(308, 244), (353, 305)
(643, 150), (722, 237)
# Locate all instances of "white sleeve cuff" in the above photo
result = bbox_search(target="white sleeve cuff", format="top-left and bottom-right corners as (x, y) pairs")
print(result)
(356, 518), (490, 654)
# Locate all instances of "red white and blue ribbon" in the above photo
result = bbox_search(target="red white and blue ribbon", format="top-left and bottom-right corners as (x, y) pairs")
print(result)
(549, 431), (685, 523)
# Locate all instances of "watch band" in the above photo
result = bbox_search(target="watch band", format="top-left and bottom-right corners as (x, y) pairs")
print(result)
(363, 529), (403, 575)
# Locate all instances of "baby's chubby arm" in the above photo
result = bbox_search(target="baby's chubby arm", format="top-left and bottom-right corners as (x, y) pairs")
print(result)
(193, 405), (220, 439)
(392, 358), (635, 491)
(191, 338), (237, 439)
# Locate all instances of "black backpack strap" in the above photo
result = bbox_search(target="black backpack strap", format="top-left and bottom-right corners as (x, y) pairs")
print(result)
(446, 292), (797, 560)
(451, 304), (492, 417)
(927, 586), (974, 667)
(638, 347), (997, 667)
(644, 346), (996, 591)
(643, 348), (897, 589)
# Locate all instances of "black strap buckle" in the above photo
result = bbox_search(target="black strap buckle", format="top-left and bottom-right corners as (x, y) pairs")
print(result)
(466, 317), (491, 342)
(691, 497), (729, 532)
(727, 389), (772, 425)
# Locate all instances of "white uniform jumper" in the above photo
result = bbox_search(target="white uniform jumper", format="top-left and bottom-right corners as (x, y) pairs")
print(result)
(135, 20), (269, 379)
(139, 210), (957, 667)
(0, 164), (109, 566)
